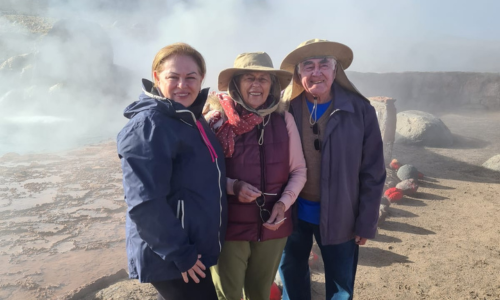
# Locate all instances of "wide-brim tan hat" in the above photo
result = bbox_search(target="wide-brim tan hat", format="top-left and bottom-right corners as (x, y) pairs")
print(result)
(280, 39), (363, 101)
(218, 52), (292, 92)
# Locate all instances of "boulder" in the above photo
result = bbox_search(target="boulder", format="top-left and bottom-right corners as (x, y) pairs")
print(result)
(384, 187), (403, 202)
(379, 205), (389, 223)
(395, 110), (453, 147)
(482, 154), (500, 172)
(397, 164), (419, 181)
(385, 168), (400, 189)
(380, 195), (391, 207)
(368, 96), (397, 167)
(396, 178), (419, 194)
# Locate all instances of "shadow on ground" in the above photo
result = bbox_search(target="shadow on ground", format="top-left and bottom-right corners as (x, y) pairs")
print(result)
(407, 192), (449, 201)
(452, 134), (490, 150)
(379, 221), (435, 236)
(388, 207), (419, 218)
(359, 247), (412, 267)
(393, 144), (500, 184)
(374, 233), (403, 244)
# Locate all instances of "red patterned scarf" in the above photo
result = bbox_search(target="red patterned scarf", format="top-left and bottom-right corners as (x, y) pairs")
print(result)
(213, 94), (262, 157)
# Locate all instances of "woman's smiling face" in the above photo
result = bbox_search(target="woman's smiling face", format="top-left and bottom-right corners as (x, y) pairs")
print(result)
(237, 71), (272, 109)
(154, 55), (204, 107)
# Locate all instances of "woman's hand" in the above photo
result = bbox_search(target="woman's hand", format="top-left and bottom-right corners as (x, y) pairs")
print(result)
(234, 180), (261, 203)
(181, 254), (206, 283)
(263, 201), (286, 231)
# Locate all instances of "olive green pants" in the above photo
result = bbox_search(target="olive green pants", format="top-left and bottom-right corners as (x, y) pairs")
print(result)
(211, 238), (287, 300)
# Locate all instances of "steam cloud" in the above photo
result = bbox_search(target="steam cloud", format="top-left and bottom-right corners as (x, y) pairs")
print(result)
(1, 0), (499, 155)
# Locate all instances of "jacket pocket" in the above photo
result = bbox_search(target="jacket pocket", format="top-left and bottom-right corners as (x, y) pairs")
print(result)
(176, 200), (185, 229)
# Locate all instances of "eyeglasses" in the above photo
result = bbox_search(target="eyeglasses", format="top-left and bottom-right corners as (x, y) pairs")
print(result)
(312, 123), (321, 152)
(240, 74), (271, 85)
(255, 193), (276, 222)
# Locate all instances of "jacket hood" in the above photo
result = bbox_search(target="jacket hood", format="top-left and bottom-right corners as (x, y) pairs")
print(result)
(124, 79), (210, 125)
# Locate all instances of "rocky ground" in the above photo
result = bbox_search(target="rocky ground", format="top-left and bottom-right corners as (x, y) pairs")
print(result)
(0, 143), (126, 300)
(0, 111), (498, 300)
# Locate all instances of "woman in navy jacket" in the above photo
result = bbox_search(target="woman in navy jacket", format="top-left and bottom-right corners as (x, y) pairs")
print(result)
(117, 43), (227, 300)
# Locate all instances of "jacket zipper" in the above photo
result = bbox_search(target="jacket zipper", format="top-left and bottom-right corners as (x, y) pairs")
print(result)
(176, 109), (223, 252)
(215, 157), (222, 252)
(317, 108), (341, 225)
(319, 109), (341, 153)
(258, 124), (266, 241)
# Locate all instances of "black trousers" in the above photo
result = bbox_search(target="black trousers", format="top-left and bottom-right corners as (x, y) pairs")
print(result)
(152, 271), (218, 300)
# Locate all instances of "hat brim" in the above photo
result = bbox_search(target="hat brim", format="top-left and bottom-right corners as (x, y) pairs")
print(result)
(218, 66), (292, 92)
(280, 41), (353, 74)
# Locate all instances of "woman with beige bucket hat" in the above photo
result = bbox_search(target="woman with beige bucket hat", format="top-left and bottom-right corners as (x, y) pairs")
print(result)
(204, 52), (307, 300)
(278, 39), (386, 300)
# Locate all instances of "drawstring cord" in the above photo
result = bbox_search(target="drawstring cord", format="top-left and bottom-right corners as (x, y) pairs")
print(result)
(309, 96), (318, 125)
(258, 114), (271, 145)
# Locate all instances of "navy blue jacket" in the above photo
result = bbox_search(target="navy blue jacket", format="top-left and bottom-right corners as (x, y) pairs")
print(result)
(117, 79), (227, 283)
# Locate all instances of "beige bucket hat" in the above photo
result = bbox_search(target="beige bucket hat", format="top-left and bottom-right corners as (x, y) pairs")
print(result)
(280, 39), (363, 101)
(218, 52), (293, 92)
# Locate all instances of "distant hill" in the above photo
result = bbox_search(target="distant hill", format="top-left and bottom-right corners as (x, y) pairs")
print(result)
(347, 71), (500, 113)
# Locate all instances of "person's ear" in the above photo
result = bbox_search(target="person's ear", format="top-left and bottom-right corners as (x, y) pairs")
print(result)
(153, 71), (160, 85)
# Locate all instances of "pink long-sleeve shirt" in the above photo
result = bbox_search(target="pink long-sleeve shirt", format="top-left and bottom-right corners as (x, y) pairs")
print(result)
(226, 111), (307, 211)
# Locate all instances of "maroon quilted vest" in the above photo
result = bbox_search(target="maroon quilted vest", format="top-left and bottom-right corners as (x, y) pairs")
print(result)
(225, 112), (291, 242)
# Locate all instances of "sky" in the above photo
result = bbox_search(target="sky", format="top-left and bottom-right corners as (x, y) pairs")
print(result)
(411, 0), (500, 40)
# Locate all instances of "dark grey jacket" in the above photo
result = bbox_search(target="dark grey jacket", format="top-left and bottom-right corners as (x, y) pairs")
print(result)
(289, 82), (386, 245)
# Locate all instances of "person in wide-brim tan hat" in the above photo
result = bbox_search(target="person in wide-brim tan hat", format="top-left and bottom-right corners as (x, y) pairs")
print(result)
(205, 51), (307, 300)
(216, 52), (293, 116)
(280, 38), (364, 101)
(219, 52), (293, 92)
(277, 39), (386, 300)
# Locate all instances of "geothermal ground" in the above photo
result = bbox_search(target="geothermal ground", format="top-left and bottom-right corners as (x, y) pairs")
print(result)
(1, 11), (500, 300)
(0, 110), (499, 300)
